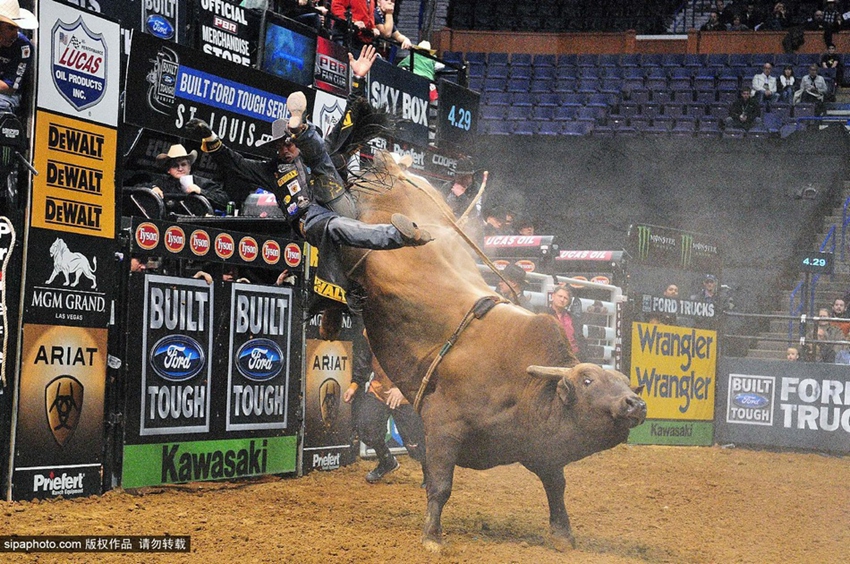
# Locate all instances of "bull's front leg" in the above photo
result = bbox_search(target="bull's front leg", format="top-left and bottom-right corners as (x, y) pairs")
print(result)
(421, 402), (462, 552)
(525, 463), (576, 550)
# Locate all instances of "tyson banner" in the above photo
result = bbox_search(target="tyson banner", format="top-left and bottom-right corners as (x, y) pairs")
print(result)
(140, 275), (213, 436)
(225, 283), (294, 431)
(125, 32), (312, 156)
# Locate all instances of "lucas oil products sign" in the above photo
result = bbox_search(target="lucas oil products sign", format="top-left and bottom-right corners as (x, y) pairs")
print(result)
(140, 275), (213, 436)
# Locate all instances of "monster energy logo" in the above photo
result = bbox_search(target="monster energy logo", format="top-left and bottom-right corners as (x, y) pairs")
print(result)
(637, 225), (651, 261)
(681, 234), (694, 268)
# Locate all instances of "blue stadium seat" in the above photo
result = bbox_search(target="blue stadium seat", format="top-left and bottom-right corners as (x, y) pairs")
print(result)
(512, 120), (537, 135)
(507, 77), (531, 92)
(729, 54), (752, 68)
(629, 116), (650, 130)
(627, 89), (651, 105)
(599, 78), (624, 94)
(683, 54), (705, 68)
(468, 62), (486, 78)
(510, 65), (532, 79)
(533, 105), (555, 120)
(619, 101), (639, 117)
(763, 112), (783, 133)
(706, 54), (729, 68)
(537, 120), (563, 135)
(640, 103), (661, 118)
(467, 76), (484, 92)
(577, 54), (599, 67)
(640, 53), (663, 67)
(562, 121), (590, 136)
(722, 128), (745, 139)
(693, 73), (716, 91)
(481, 105), (506, 120)
(652, 116), (674, 130)
(601, 66), (624, 79)
(591, 124), (616, 137)
(644, 67), (668, 90)
(536, 92), (560, 106)
(695, 90), (717, 104)
(557, 54), (577, 67)
(533, 54), (556, 67)
(487, 120), (512, 135)
(717, 90), (738, 104)
(442, 51), (463, 64)
(577, 105), (606, 122)
(506, 105), (532, 120)
(664, 103), (685, 118)
(512, 91), (534, 106)
(577, 78), (601, 93)
(620, 54), (641, 67)
(598, 54), (619, 67)
(652, 91), (673, 104)
(553, 105), (579, 120)
(793, 103), (816, 118)
(483, 77), (504, 92)
(578, 66), (600, 79)
(746, 126), (771, 139)
(661, 54), (685, 67)
(530, 78), (554, 93)
(533, 66), (556, 80)
(708, 103), (728, 120)
(467, 52), (487, 64)
(587, 92), (614, 107)
(486, 64), (508, 78)
(554, 77), (578, 92)
(487, 52), (509, 65)
(511, 53), (532, 66)
(559, 92), (585, 106)
(556, 66), (578, 79)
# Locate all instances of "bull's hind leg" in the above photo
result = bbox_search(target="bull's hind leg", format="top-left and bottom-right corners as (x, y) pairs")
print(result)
(421, 404), (463, 552)
(525, 463), (576, 550)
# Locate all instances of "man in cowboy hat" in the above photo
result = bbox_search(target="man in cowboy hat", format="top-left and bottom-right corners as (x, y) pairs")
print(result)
(396, 40), (444, 82)
(149, 144), (229, 212)
(0, 0), (37, 113)
(496, 263), (532, 310)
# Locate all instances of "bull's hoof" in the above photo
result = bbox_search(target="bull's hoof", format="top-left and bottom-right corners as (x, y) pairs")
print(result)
(549, 527), (576, 552)
(421, 537), (443, 553)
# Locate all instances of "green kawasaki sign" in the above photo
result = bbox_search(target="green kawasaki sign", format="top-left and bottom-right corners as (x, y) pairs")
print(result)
(122, 436), (297, 489)
(628, 420), (714, 446)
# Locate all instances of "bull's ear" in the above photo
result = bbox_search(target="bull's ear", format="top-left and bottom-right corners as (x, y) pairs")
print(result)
(556, 378), (576, 407)
(632, 385), (645, 395)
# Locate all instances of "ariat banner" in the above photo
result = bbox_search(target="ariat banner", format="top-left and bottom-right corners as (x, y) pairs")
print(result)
(629, 322), (717, 445)
(11, 324), (107, 500)
(629, 224), (721, 273)
(225, 284), (294, 431)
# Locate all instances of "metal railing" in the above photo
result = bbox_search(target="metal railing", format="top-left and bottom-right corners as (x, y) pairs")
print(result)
(728, 310), (850, 362)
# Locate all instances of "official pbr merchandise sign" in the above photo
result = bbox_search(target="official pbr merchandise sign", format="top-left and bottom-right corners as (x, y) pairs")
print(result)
(11, 324), (107, 500)
(139, 275), (213, 436)
(196, 0), (261, 67)
(629, 224), (722, 273)
(37, 0), (121, 126)
(225, 284), (294, 431)
(125, 32), (312, 156)
(716, 358), (850, 453)
(629, 322), (717, 445)
(31, 110), (117, 239)
(367, 58), (430, 147)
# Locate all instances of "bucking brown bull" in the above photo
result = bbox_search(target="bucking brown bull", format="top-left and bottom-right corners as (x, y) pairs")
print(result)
(342, 152), (647, 551)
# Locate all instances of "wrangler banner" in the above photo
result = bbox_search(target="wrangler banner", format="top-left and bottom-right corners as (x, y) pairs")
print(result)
(628, 322), (717, 445)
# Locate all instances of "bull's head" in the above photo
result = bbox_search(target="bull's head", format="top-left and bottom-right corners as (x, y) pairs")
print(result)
(527, 363), (647, 428)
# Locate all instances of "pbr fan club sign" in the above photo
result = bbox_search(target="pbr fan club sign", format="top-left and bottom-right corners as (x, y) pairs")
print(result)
(125, 32), (312, 156)
(628, 322), (717, 446)
(139, 275), (213, 436)
(196, 0), (261, 67)
(314, 36), (349, 97)
(716, 358), (850, 454)
(367, 58), (430, 147)
(37, 0), (121, 126)
(11, 324), (107, 500)
(226, 284), (294, 431)
(23, 229), (111, 328)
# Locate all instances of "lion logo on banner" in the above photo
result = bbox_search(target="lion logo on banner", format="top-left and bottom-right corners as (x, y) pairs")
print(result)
(45, 238), (98, 290)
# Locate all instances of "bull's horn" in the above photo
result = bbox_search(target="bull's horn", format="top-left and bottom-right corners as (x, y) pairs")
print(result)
(527, 365), (570, 380)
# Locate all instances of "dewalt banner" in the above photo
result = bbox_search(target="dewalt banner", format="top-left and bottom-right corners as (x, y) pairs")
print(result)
(629, 322), (717, 445)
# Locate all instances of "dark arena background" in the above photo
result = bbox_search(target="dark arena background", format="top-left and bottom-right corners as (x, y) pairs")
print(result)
(0, 1), (848, 562)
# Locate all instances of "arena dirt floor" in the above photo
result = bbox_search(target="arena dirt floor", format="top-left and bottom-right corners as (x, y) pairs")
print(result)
(2, 444), (847, 563)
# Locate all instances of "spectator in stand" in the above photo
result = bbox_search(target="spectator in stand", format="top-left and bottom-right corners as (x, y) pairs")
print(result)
(331, 0), (378, 53)
(725, 87), (761, 130)
(762, 2), (790, 31)
(150, 144), (230, 213)
(740, 2), (762, 30)
(729, 14), (749, 30)
(752, 62), (777, 110)
(659, 283), (679, 325)
(0, 0), (37, 114)
(496, 263), (532, 310)
(796, 64), (829, 114)
(280, 0), (329, 34)
(442, 157), (479, 218)
(715, 0), (736, 27)
(830, 297), (850, 335)
(701, 11), (727, 31)
(481, 207), (507, 237)
(515, 216), (535, 236)
(374, 0), (411, 58)
(822, 0), (843, 46)
(805, 10), (827, 32)
(786, 347), (799, 361)
(820, 43), (844, 85)
(777, 65), (797, 103)
(547, 285), (586, 362)
(811, 307), (843, 362)
(397, 40), (444, 82)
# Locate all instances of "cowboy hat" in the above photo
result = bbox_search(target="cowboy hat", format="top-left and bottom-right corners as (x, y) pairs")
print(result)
(256, 118), (291, 147)
(155, 144), (197, 167)
(454, 156), (476, 176)
(501, 263), (527, 287)
(413, 40), (436, 54)
(0, 0), (37, 30)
